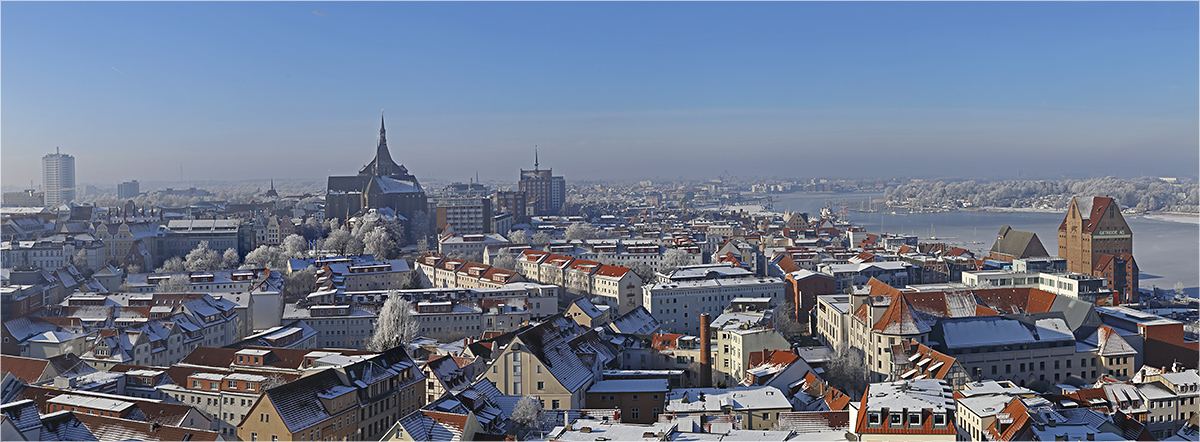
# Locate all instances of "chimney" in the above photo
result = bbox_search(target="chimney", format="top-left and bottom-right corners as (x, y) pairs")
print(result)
(699, 313), (713, 388)
(1086, 433), (1095, 441)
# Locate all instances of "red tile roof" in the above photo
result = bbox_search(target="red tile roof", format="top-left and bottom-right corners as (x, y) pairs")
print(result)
(593, 264), (631, 279)
(986, 396), (1033, 441)
(1, 355), (52, 383)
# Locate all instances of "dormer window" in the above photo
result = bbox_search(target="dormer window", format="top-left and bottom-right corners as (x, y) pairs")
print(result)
(933, 413), (946, 426)
(890, 413), (901, 426)
(868, 413), (881, 426)
(908, 413), (921, 426)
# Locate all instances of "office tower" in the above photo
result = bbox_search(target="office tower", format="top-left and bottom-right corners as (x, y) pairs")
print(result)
(42, 148), (75, 207)
(118, 180), (140, 199)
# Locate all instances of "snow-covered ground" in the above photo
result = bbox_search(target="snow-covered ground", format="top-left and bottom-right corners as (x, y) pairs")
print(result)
(1142, 213), (1200, 225)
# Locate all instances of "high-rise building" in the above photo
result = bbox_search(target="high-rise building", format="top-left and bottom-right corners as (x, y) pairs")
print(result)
(435, 196), (493, 234)
(518, 150), (565, 216)
(326, 115), (428, 239)
(117, 180), (140, 199)
(42, 148), (75, 207)
(493, 190), (527, 223)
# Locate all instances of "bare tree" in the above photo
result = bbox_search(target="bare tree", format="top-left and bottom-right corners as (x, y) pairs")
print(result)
(222, 248), (241, 270)
(531, 231), (552, 246)
(184, 241), (222, 272)
(368, 292), (419, 351)
(774, 298), (804, 341)
(157, 256), (185, 273)
(511, 395), (543, 432)
(399, 269), (423, 290)
(824, 345), (869, 400)
(156, 274), (191, 293)
(507, 229), (529, 245)
(261, 373), (288, 390)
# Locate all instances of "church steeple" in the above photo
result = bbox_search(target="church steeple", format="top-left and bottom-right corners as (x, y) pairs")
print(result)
(534, 146), (539, 171)
(360, 111), (405, 177)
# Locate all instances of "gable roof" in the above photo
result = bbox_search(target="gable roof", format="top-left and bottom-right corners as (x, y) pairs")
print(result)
(0, 355), (54, 384)
(73, 412), (219, 441)
(990, 225), (1049, 259)
(607, 307), (661, 335)
(397, 410), (469, 441)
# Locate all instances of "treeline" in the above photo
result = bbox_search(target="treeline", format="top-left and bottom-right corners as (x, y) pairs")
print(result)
(886, 177), (1199, 213)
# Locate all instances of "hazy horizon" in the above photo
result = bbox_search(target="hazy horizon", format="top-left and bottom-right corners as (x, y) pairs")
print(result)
(4, 2), (1197, 187)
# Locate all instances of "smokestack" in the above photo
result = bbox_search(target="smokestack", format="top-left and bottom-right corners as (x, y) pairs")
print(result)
(699, 313), (713, 388)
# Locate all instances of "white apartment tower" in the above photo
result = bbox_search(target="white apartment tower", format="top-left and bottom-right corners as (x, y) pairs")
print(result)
(42, 148), (76, 207)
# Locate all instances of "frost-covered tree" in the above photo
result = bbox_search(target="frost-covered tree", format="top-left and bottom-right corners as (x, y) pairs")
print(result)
(659, 248), (694, 275)
(491, 252), (518, 271)
(324, 228), (352, 255)
(242, 245), (286, 270)
(157, 256), (185, 273)
(184, 241), (222, 272)
(564, 222), (599, 241)
(363, 226), (397, 259)
(222, 248), (241, 270)
(507, 229), (529, 245)
(282, 234), (309, 259)
(73, 250), (91, 271)
(156, 274), (191, 293)
(368, 292), (419, 351)
(283, 268), (317, 300)
(531, 231), (552, 246)
(301, 217), (328, 241)
(409, 210), (434, 243)
(511, 396), (543, 431)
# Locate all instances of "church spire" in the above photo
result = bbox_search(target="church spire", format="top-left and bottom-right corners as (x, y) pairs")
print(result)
(360, 111), (404, 177)
(534, 146), (539, 171)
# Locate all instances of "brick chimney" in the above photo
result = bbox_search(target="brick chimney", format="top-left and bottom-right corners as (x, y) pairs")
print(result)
(699, 313), (712, 388)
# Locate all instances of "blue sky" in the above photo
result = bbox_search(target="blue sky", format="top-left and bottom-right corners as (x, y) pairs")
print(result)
(3, 1), (1197, 186)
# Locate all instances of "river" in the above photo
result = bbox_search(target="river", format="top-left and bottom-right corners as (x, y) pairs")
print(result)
(767, 192), (1200, 297)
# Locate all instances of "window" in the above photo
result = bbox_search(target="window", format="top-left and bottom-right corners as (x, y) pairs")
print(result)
(868, 413), (880, 426)
(631, 407), (640, 420)
(251, 433), (257, 442)
(890, 413), (901, 426)
(1006, 364), (1012, 374)
(537, 382), (544, 391)
(909, 413), (920, 426)
(552, 400), (560, 409)
(228, 380), (237, 389)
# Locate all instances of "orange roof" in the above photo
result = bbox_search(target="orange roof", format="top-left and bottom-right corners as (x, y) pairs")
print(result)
(651, 333), (684, 351)
(854, 388), (958, 436)
(1084, 197), (1115, 234)
(593, 264), (631, 279)
(871, 290), (931, 335)
(986, 397), (1033, 441)
(824, 387), (852, 411)
(975, 305), (1001, 316)
(1025, 289), (1057, 313)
